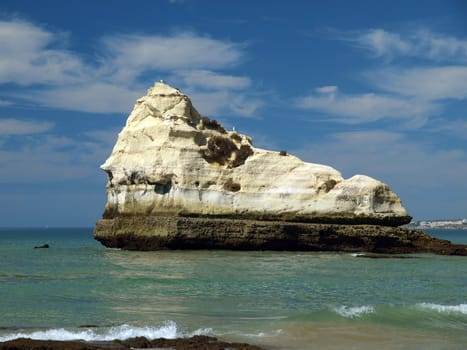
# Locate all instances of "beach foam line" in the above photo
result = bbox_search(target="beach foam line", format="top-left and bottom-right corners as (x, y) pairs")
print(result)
(216, 329), (283, 339)
(0, 321), (212, 342)
(416, 303), (467, 315)
(333, 305), (375, 318)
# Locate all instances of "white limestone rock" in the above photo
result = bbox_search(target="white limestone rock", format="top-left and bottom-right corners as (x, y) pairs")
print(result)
(100, 82), (410, 226)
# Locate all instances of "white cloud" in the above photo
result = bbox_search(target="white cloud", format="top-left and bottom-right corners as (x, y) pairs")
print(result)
(0, 129), (115, 183)
(297, 85), (435, 125)
(164, 69), (259, 116)
(297, 130), (467, 189)
(0, 19), (87, 85)
(0, 99), (12, 106)
(347, 28), (467, 62)
(315, 85), (338, 94)
(425, 118), (467, 139)
(332, 130), (403, 146)
(29, 83), (143, 114)
(187, 89), (262, 117)
(85, 129), (120, 143)
(176, 70), (251, 90)
(0, 19), (51, 54)
(0, 18), (255, 116)
(100, 33), (245, 82)
(353, 29), (411, 59)
(369, 66), (467, 100)
(299, 29), (467, 127)
(414, 28), (467, 61)
(0, 118), (53, 135)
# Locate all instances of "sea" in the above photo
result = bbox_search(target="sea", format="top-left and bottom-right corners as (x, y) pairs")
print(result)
(0, 228), (466, 350)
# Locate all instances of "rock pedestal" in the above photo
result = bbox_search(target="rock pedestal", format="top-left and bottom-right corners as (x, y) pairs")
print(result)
(94, 216), (467, 255)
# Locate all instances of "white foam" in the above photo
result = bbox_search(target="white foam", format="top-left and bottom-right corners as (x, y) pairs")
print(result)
(242, 329), (283, 338)
(0, 321), (212, 342)
(215, 329), (283, 339)
(333, 305), (375, 318)
(416, 303), (467, 315)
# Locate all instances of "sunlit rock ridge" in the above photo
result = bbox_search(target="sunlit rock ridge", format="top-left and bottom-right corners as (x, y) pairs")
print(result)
(94, 82), (466, 254)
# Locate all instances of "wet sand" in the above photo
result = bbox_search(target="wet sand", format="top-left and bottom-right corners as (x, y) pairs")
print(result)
(250, 321), (466, 350)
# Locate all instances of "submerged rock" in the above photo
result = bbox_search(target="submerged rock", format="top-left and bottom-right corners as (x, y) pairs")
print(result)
(93, 82), (466, 255)
(34, 244), (49, 249)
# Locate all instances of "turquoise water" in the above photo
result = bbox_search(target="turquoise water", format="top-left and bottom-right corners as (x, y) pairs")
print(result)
(0, 228), (466, 349)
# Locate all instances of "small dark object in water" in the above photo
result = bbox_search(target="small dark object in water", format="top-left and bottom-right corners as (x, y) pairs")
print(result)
(34, 244), (49, 249)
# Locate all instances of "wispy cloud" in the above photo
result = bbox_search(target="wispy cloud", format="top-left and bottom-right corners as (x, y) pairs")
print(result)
(0, 19), (87, 85)
(169, 70), (258, 117)
(0, 18), (258, 116)
(29, 83), (142, 114)
(175, 70), (251, 90)
(368, 66), (467, 100)
(425, 118), (467, 139)
(0, 118), (53, 135)
(187, 89), (262, 117)
(0, 129), (115, 183)
(351, 29), (411, 59)
(299, 27), (467, 129)
(297, 85), (434, 125)
(99, 32), (245, 83)
(343, 28), (467, 62)
(295, 130), (467, 188)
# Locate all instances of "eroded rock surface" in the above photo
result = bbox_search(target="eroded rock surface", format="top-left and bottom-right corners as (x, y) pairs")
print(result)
(98, 82), (410, 225)
(93, 82), (466, 254)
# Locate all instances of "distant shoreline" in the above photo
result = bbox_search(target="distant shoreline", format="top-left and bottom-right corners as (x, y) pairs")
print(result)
(405, 220), (467, 230)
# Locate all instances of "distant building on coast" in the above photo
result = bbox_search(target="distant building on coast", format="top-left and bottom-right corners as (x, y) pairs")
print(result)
(405, 219), (467, 230)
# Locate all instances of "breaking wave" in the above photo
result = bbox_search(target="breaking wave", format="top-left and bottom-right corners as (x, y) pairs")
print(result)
(0, 321), (212, 342)
(416, 303), (467, 315)
(333, 305), (375, 318)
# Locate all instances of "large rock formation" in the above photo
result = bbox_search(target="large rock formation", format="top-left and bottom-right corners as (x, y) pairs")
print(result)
(94, 82), (466, 255)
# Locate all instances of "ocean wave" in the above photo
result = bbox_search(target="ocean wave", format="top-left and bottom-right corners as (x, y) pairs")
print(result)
(0, 321), (212, 342)
(416, 303), (467, 315)
(333, 305), (375, 318)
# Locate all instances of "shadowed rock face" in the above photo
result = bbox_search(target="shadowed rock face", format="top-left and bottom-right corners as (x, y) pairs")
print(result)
(94, 216), (467, 255)
(92, 82), (467, 254)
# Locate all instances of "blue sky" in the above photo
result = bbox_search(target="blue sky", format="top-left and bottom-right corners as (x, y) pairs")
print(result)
(0, 0), (466, 226)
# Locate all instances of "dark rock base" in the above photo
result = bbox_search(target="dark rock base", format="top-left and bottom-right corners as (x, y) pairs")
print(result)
(0, 335), (264, 350)
(94, 216), (467, 255)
